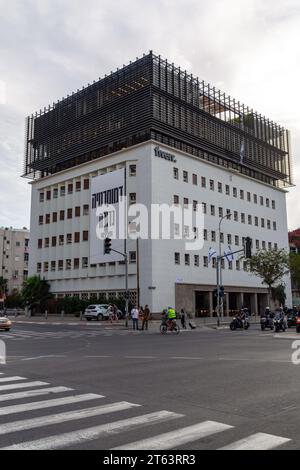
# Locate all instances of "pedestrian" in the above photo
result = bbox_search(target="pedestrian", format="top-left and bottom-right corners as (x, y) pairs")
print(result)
(180, 308), (186, 329)
(131, 305), (139, 330)
(142, 304), (151, 331)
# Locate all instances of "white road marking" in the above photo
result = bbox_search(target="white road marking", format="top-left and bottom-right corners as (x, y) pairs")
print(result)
(2, 410), (182, 450)
(0, 381), (49, 392)
(0, 376), (27, 383)
(0, 401), (140, 435)
(113, 420), (233, 450)
(0, 393), (103, 416)
(21, 355), (66, 361)
(171, 356), (204, 360)
(219, 432), (291, 450)
(0, 386), (73, 402)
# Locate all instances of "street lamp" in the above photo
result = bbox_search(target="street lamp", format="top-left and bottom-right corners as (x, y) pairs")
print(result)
(217, 212), (232, 325)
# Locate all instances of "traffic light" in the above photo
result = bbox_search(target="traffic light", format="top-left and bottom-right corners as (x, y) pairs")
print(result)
(219, 286), (225, 298)
(244, 237), (252, 258)
(104, 237), (112, 254)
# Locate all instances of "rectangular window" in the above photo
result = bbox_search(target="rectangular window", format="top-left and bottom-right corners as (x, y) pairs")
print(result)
(240, 190), (244, 200)
(51, 261), (56, 272)
(60, 186), (65, 196)
(203, 256), (208, 267)
(75, 206), (81, 217)
(254, 194), (258, 204)
(211, 231), (216, 242)
(227, 234), (232, 245)
(129, 165), (137, 177)
(274, 243), (278, 250)
(247, 192), (251, 202)
(43, 262), (49, 272)
(67, 233), (72, 244)
(261, 218), (265, 228)
(272, 200), (276, 210)
(273, 221), (277, 231)
(229, 261), (233, 270)
(38, 239), (42, 249)
(82, 257), (88, 268)
(68, 183), (73, 194)
(201, 177), (206, 188)
(262, 241), (266, 249)
(235, 235), (239, 246)
(39, 193), (44, 203)
(129, 251), (136, 264)
(220, 232), (224, 243)
(173, 167), (179, 180)
(203, 229), (208, 241)
(59, 235), (64, 246)
(218, 182), (222, 193)
(174, 252), (180, 265)
(39, 215), (43, 225)
(173, 195), (179, 204)
(52, 236), (57, 247)
(241, 213), (245, 223)
(267, 220), (271, 230)
(210, 205), (215, 216)
(266, 198), (270, 208)
(212, 258), (216, 268)
(76, 181), (81, 192)
(129, 193), (136, 204)
(58, 260), (63, 271)
(234, 211), (238, 222)
(45, 214), (50, 224)
(44, 237), (49, 248)
(209, 179), (214, 191)
(218, 207), (223, 218)
(193, 200), (198, 211)
(37, 262), (41, 273)
(53, 188), (58, 199)
(184, 197), (189, 207)
(74, 258), (80, 269)
(66, 259), (71, 270)
(67, 208), (72, 219)
(233, 187), (237, 198)
(60, 210), (65, 221)
(83, 204), (89, 215)
(83, 179), (90, 190)
(82, 231), (89, 241)
(74, 232), (80, 243)
(236, 260), (240, 271)
(225, 185), (230, 195)
(52, 212), (57, 223)
(185, 254), (190, 266)
(260, 196), (264, 206)
(255, 216), (258, 226)
(248, 215), (252, 225)
(268, 242), (272, 250)
(183, 170), (188, 183)
(192, 174), (197, 185)
(194, 255), (199, 267)
(202, 202), (207, 214)
(46, 190), (51, 201)
(256, 240), (260, 250)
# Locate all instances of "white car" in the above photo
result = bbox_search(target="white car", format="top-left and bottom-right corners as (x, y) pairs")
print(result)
(84, 304), (110, 321)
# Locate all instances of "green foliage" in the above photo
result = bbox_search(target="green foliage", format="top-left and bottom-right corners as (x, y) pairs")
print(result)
(4, 289), (24, 308)
(290, 253), (300, 289)
(0, 277), (8, 296)
(271, 283), (287, 307)
(248, 249), (290, 289)
(22, 275), (53, 311)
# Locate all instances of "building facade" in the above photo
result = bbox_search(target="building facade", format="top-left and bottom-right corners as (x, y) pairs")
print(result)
(289, 228), (300, 306)
(25, 52), (293, 315)
(0, 227), (30, 294)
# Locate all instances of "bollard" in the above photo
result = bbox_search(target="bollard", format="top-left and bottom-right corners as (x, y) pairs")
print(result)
(61, 309), (65, 319)
(45, 310), (48, 320)
(80, 311), (83, 321)
(14, 308), (17, 319)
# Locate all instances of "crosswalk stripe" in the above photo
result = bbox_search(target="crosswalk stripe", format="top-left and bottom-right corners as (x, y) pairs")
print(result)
(113, 420), (233, 450)
(0, 393), (103, 416)
(0, 381), (49, 392)
(0, 401), (140, 435)
(0, 376), (27, 383)
(2, 410), (183, 450)
(219, 432), (291, 450)
(0, 386), (73, 402)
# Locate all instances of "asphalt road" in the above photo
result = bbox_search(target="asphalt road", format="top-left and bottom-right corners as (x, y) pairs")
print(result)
(0, 320), (300, 450)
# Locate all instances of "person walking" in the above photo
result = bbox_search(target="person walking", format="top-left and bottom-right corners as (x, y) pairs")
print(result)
(131, 305), (139, 330)
(180, 308), (186, 329)
(142, 304), (151, 331)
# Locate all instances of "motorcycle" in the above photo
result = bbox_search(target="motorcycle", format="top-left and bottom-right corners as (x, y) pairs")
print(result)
(230, 316), (250, 330)
(287, 312), (298, 328)
(273, 316), (286, 332)
(296, 317), (300, 334)
(260, 315), (274, 331)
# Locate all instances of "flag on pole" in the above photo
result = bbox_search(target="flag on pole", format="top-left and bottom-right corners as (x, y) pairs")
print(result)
(224, 246), (234, 263)
(208, 247), (217, 264)
(240, 140), (245, 163)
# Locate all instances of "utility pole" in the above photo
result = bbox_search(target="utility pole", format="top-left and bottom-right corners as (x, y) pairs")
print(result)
(136, 237), (140, 308)
(218, 212), (232, 324)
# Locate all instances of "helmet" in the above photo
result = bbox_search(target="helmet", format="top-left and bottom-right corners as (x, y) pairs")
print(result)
(266, 306), (270, 310)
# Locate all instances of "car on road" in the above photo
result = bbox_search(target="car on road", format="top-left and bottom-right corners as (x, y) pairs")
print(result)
(0, 316), (12, 331)
(84, 304), (123, 321)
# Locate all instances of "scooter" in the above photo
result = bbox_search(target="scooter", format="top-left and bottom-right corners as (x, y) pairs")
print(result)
(230, 316), (250, 330)
(296, 317), (300, 333)
(260, 315), (274, 331)
(273, 316), (286, 332)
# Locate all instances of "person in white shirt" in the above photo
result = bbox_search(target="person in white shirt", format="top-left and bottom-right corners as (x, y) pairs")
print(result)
(131, 305), (139, 330)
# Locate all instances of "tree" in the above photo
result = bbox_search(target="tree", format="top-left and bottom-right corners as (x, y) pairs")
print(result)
(0, 277), (8, 297)
(290, 253), (300, 289)
(271, 283), (287, 307)
(248, 249), (290, 304)
(22, 276), (52, 312)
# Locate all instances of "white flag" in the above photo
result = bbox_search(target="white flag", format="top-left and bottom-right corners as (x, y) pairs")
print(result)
(240, 140), (245, 163)
(208, 247), (217, 264)
(224, 246), (234, 263)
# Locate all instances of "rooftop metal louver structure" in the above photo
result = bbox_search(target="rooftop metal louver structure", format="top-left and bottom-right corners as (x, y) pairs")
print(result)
(23, 51), (293, 187)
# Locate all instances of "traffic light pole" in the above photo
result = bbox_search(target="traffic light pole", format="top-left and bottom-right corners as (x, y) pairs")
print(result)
(106, 247), (129, 327)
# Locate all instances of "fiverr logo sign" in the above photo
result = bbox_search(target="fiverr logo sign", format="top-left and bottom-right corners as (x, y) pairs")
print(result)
(0, 340), (6, 365)
(154, 146), (177, 163)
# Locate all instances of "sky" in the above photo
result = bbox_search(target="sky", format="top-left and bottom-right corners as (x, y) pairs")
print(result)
(0, 0), (299, 231)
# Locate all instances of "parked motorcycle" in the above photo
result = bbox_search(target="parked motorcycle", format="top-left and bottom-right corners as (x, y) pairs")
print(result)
(287, 312), (298, 328)
(230, 316), (250, 330)
(260, 315), (274, 331)
(296, 317), (300, 333)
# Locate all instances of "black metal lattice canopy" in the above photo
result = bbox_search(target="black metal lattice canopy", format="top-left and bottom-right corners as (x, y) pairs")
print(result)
(23, 51), (293, 187)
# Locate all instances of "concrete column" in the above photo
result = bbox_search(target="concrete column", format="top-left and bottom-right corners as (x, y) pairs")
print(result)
(237, 292), (244, 310)
(209, 291), (213, 317)
(250, 293), (258, 316)
(225, 293), (230, 317)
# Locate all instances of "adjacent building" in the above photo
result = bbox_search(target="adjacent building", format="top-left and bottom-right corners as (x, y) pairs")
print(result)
(24, 52), (293, 315)
(289, 228), (300, 306)
(0, 227), (30, 294)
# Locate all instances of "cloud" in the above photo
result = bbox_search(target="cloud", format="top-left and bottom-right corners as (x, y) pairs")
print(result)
(0, 0), (299, 230)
